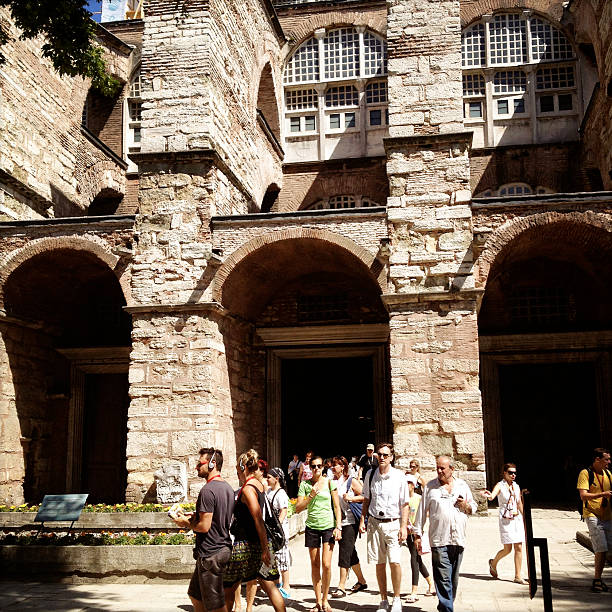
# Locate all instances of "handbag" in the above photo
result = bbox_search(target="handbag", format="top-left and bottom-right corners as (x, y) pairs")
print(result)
(345, 477), (365, 523)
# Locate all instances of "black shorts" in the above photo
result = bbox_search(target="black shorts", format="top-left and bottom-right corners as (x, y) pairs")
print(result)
(338, 522), (360, 568)
(305, 526), (335, 548)
(187, 546), (231, 609)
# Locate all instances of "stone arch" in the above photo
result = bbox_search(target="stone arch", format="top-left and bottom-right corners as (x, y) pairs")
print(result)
(213, 227), (386, 303)
(77, 159), (126, 209)
(460, 1), (564, 27)
(0, 235), (126, 310)
(476, 210), (612, 288)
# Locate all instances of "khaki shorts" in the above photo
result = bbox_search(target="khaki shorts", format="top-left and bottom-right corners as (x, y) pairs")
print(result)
(366, 517), (402, 564)
(585, 516), (612, 553)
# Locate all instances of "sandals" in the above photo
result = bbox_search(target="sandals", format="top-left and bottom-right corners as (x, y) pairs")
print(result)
(488, 559), (498, 579)
(322, 603), (333, 612)
(592, 579), (609, 593)
(309, 606), (321, 612)
(350, 582), (368, 593)
(405, 594), (418, 603)
(331, 589), (346, 599)
(514, 578), (528, 585)
(424, 590), (435, 597)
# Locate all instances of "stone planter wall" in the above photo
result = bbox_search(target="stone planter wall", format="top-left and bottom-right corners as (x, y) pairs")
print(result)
(0, 511), (307, 582)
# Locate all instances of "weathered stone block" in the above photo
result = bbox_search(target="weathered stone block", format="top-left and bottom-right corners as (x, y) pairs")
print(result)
(154, 461), (188, 503)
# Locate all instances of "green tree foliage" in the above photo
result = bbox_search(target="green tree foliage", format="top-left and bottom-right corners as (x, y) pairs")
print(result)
(0, 1), (119, 95)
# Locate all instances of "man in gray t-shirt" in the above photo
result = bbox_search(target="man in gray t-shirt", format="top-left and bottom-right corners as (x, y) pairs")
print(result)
(172, 447), (235, 612)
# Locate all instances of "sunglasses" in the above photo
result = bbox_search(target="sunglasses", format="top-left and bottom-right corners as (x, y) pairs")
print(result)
(311, 464), (323, 469)
(507, 471), (517, 475)
(379, 452), (391, 458)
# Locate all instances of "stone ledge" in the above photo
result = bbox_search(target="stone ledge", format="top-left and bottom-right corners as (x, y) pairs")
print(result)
(384, 131), (474, 151)
(576, 530), (612, 563)
(382, 289), (484, 308)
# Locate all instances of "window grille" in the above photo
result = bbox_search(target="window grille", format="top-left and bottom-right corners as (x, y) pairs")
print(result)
(510, 287), (575, 326)
(366, 81), (388, 104)
(129, 101), (142, 122)
(363, 32), (387, 76)
(361, 198), (379, 207)
(499, 183), (532, 196)
(535, 66), (575, 90)
(129, 72), (141, 98)
(285, 88), (318, 110)
(325, 85), (358, 107)
(328, 195), (356, 208)
(489, 13), (527, 65)
(297, 294), (350, 323)
(530, 18), (573, 61)
(462, 73), (485, 96)
(493, 70), (527, 94)
(324, 28), (359, 80)
(284, 37), (319, 84)
(462, 23), (485, 68)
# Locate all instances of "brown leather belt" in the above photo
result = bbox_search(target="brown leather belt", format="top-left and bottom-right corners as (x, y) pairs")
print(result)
(370, 516), (398, 523)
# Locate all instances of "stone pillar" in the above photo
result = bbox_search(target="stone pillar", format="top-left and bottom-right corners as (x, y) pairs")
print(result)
(384, 0), (485, 488)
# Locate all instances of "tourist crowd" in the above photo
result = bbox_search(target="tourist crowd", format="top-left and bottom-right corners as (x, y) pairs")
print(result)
(171, 444), (612, 612)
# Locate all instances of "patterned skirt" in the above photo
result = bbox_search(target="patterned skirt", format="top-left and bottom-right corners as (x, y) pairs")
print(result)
(274, 543), (292, 572)
(222, 540), (279, 587)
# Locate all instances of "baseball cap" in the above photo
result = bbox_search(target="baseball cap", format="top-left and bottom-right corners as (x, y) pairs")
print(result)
(366, 444), (375, 451)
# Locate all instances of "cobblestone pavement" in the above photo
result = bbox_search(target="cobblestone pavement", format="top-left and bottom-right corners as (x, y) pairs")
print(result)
(1, 510), (610, 611)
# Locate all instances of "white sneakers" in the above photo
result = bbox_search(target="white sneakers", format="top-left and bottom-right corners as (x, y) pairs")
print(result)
(376, 596), (402, 612)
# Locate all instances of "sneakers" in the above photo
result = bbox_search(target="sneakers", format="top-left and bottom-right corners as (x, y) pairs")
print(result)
(375, 600), (390, 612)
(390, 597), (403, 612)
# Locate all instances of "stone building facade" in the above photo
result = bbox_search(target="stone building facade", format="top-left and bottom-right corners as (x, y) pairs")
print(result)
(0, 0), (610, 505)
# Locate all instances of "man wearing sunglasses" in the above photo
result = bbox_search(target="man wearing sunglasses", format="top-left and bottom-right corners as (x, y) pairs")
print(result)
(359, 442), (410, 612)
(578, 447), (612, 593)
(413, 455), (476, 612)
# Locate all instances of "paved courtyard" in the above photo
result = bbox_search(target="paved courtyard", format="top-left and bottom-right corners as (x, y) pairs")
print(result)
(1, 510), (610, 611)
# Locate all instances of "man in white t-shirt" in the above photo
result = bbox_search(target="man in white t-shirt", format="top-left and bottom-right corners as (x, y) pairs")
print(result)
(413, 455), (477, 612)
(359, 442), (410, 612)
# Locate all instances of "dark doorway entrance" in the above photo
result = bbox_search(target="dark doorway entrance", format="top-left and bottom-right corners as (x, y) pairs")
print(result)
(81, 373), (129, 503)
(498, 362), (598, 503)
(281, 356), (374, 464)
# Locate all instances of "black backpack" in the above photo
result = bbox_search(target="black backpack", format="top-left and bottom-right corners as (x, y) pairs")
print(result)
(262, 491), (287, 552)
(578, 468), (612, 519)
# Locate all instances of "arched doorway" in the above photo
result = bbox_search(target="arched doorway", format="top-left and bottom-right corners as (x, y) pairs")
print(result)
(1, 247), (131, 503)
(218, 235), (390, 467)
(479, 219), (612, 503)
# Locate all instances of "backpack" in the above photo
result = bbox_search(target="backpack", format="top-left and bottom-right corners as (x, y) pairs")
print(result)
(578, 468), (612, 519)
(262, 491), (287, 552)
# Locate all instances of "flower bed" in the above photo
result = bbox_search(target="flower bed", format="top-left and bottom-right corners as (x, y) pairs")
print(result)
(0, 502), (196, 513)
(1, 531), (194, 546)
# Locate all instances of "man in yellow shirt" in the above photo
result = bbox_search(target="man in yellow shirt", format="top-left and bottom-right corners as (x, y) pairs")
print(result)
(577, 447), (612, 593)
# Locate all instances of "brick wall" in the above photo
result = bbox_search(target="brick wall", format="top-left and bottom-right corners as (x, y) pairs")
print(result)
(0, 8), (131, 216)
(470, 144), (583, 194)
(460, 0), (565, 25)
(278, 158), (388, 211)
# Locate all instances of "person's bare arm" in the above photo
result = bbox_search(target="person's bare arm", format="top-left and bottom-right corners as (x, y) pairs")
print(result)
(331, 487), (342, 540)
(278, 507), (288, 523)
(242, 485), (271, 566)
(579, 488), (612, 502)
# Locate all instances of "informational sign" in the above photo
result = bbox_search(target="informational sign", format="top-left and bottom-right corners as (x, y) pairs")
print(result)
(101, 0), (128, 23)
(34, 494), (89, 523)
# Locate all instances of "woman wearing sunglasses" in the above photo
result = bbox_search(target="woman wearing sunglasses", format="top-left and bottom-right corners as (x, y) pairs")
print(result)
(481, 463), (526, 584)
(406, 459), (426, 495)
(296, 455), (342, 612)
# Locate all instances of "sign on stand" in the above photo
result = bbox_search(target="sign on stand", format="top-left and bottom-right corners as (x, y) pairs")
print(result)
(34, 494), (88, 535)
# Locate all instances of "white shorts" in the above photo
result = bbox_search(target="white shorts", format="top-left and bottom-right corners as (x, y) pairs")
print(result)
(585, 516), (612, 553)
(366, 517), (402, 564)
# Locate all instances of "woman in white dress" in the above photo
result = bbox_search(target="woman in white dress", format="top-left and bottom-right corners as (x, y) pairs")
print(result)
(481, 463), (527, 584)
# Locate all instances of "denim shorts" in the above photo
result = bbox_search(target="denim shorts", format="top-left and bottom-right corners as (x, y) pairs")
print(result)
(304, 526), (335, 548)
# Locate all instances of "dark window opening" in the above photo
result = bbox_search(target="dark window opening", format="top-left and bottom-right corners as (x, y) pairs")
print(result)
(261, 184), (280, 213)
(509, 286), (575, 327)
(297, 294), (349, 323)
(88, 191), (123, 216)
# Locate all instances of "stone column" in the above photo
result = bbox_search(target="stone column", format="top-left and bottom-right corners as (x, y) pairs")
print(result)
(384, 0), (485, 489)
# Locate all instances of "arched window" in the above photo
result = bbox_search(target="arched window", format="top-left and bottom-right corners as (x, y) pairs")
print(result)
(462, 12), (578, 147)
(305, 195), (380, 210)
(283, 27), (388, 162)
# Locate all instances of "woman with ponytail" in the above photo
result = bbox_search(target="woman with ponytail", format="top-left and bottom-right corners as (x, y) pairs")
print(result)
(267, 467), (292, 599)
(223, 449), (285, 612)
